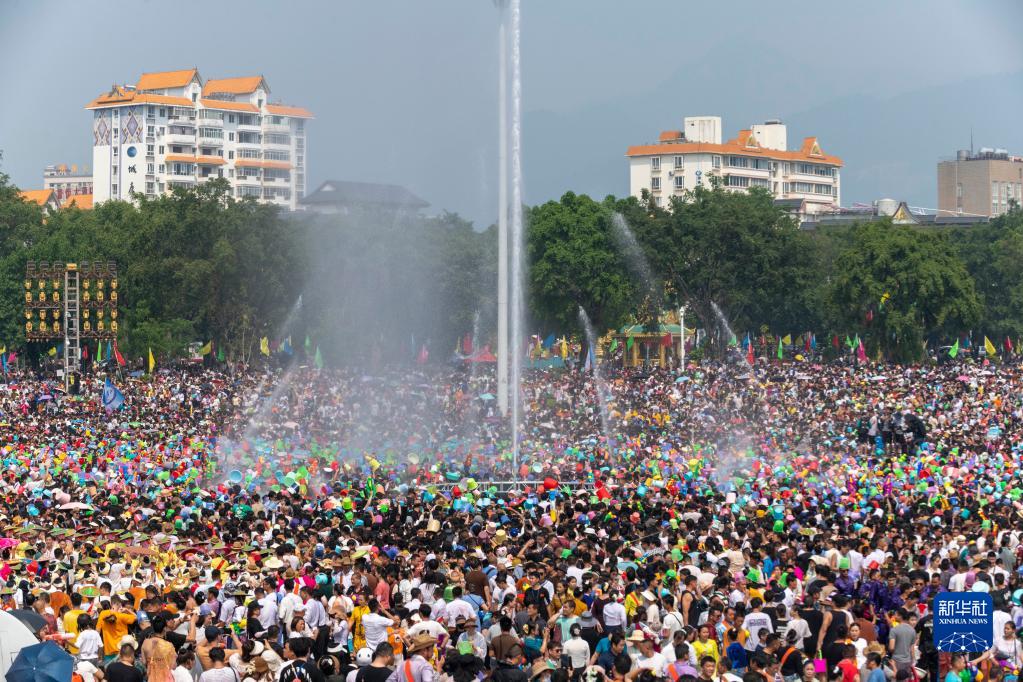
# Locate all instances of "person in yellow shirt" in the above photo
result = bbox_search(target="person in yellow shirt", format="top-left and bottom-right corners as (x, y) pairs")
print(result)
(96, 599), (136, 663)
(63, 593), (87, 655)
(692, 624), (720, 663)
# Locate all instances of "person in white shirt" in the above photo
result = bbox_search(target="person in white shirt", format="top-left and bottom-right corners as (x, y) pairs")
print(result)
(562, 624), (591, 673)
(75, 619), (104, 664)
(361, 599), (396, 651)
(279, 584), (304, 634)
(741, 599), (774, 652)
(630, 632), (667, 676)
(603, 597), (627, 632)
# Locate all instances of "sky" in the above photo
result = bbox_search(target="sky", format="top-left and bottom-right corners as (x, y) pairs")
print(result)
(1, 0), (1021, 226)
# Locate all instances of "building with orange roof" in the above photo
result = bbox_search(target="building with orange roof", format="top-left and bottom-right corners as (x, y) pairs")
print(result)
(85, 68), (312, 210)
(627, 116), (842, 215)
(19, 189), (61, 213)
(43, 163), (93, 205)
(62, 193), (94, 210)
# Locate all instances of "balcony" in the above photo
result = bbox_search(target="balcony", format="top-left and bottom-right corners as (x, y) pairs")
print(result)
(198, 134), (224, 146)
(237, 119), (261, 132)
(165, 132), (196, 146)
(261, 122), (291, 134)
(167, 115), (196, 126)
(197, 117), (223, 127)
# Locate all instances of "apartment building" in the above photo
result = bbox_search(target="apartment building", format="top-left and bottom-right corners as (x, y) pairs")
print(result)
(938, 148), (1023, 217)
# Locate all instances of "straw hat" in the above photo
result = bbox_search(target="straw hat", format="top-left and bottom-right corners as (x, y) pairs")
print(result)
(530, 661), (555, 679)
(406, 633), (438, 654)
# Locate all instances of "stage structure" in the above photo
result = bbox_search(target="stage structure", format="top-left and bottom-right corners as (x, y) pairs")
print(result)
(24, 261), (119, 390)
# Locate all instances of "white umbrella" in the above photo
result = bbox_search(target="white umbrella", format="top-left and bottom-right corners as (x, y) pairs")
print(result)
(58, 502), (93, 511)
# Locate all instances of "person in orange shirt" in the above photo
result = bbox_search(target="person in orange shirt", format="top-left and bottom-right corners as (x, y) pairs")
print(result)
(96, 598), (137, 663)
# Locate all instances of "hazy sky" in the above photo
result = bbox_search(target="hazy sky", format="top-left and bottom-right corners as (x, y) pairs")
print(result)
(2, 0), (1021, 225)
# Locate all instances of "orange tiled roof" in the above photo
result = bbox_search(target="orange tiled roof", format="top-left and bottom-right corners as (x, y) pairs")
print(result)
(659, 130), (682, 142)
(196, 156), (225, 165)
(136, 69), (198, 91)
(200, 98), (259, 113)
(266, 103), (313, 119)
(202, 76), (266, 96)
(626, 129), (843, 166)
(62, 194), (93, 210)
(86, 88), (192, 109)
(165, 155), (197, 163)
(19, 189), (54, 206)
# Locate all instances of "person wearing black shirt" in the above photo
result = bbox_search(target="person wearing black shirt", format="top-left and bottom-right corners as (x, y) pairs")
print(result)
(281, 637), (327, 682)
(355, 643), (395, 682)
(797, 591), (825, 657)
(105, 644), (144, 682)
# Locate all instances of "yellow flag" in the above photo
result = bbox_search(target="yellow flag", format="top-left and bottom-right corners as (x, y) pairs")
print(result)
(48, 346), (57, 357)
(0, 345), (5, 354)
(260, 337), (270, 356)
(560, 338), (568, 359)
(148, 347), (155, 373)
(985, 336), (997, 356)
(200, 341), (212, 356)
(781, 334), (792, 345)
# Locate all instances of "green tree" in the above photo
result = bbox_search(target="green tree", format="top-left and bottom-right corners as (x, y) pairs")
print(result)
(824, 220), (981, 361)
(526, 192), (637, 337)
(631, 184), (819, 351)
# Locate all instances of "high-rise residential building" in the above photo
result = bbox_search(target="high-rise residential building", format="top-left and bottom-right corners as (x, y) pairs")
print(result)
(86, 68), (312, 210)
(626, 116), (842, 215)
(937, 148), (1023, 218)
(43, 163), (93, 205)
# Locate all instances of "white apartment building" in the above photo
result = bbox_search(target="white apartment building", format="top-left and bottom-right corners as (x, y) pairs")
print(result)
(86, 69), (311, 210)
(627, 116), (842, 214)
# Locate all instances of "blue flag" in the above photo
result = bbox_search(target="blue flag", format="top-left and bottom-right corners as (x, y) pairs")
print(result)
(102, 377), (125, 411)
(106, 341), (113, 361)
(282, 336), (293, 355)
(543, 333), (556, 350)
(1, 353), (6, 375)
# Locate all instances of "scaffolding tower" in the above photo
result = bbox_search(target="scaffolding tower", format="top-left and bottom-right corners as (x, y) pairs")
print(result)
(63, 265), (81, 386)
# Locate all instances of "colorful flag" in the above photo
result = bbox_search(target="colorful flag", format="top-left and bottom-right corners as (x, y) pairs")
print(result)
(845, 335), (854, 349)
(543, 333), (556, 350)
(305, 335), (312, 353)
(662, 332), (673, 347)
(217, 346), (225, 362)
(949, 339), (959, 358)
(114, 343), (126, 367)
(781, 334), (792, 346)
(462, 333), (473, 355)
(416, 344), (428, 365)
(728, 334), (737, 347)
(0, 345), (4, 354)
(560, 338), (568, 359)
(832, 335), (840, 349)
(626, 336), (634, 351)
(101, 377), (125, 412)
(747, 342), (755, 365)
(259, 337), (270, 356)
(810, 333), (817, 350)
(314, 346), (324, 369)
(200, 341), (212, 356)
(82, 345), (88, 360)
(744, 333), (751, 350)
(1005, 337), (1014, 352)
(106, 341), (113, 361)
(777, 337), (783, 360)
(609, 338), (618, 353)
(880, 291), (891, 307)
(48, 346), (57, 357)
(804, 335), (811, 352)
(857, 338), (868, 363)
(282, 336), (293, 355)
(984, 336), (997, 356)
(148, 347), (155, 373)
(1, 354), (6, 375)
(962, 335), (971, 349)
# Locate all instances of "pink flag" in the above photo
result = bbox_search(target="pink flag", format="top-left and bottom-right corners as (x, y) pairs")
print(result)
(857, 338), (868, 363)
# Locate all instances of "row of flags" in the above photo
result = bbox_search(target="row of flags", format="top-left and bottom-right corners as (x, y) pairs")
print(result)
(260, 334), (323, 368)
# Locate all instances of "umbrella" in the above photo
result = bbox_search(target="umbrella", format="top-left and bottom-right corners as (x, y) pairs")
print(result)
(6, 641), (73, 682)
(57, 502), (93, 511)
(5, 610), (47, 633)
(478, 393), (496, 401)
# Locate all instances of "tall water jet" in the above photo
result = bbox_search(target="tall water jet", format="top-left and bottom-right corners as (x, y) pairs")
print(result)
(578, 306), (612, 446)
(611, 213), (656, 297)
(710, 300), (750, 366)
(495, 0), (509, 419)
(509, 0), (524, 471)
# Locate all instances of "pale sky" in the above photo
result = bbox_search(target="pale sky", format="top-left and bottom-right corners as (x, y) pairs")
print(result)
(1, 0), (1021, 224)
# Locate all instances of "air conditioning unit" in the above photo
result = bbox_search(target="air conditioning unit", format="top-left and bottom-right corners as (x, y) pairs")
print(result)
(668, 171), (674, 177)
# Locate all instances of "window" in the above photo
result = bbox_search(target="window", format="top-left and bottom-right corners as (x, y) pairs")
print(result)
(264, 150), (291, 162)
(159, 164), (165, 173)
(159, 108), (166, 117)
(229, 114), (235, 123)
(749, 158), (769, 170)
(650, 157), (661, 170)
(112, 165), (118, 175)
(147, 125), (154, 136)
(712, 156), (721, 168)
(655, 196), (662, 207)
(146, 163), (154, 173)
(172, 146), (183, 154)
(673, 175), (684, 189)
(199, 127), (223, 139)
(158, 145), (165, 154)
(112, 184), (117, 194)
(228, 132), (235, 141)
(673, 156), (684, 169)
(113, 147), (119, 157)
(725, 175), (750, 188)
(112, 128), (119, 140)
(813, 183), (832, 194)
(651, 177), (661, 190)
(791, 182), (814, 193)
(727, 156), (748, 168)
(264, 133), (291, 145)
(228, 151), (235, 160)
(749, 177), (770, 188)
(145, 181), (154, 194)
(147, 106), (154, 116)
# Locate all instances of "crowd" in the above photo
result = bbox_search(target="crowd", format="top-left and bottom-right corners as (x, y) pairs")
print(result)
(2, 356), (1023, 682)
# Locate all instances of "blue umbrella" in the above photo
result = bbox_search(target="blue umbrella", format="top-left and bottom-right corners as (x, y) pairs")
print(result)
(6, 641), (73, 682)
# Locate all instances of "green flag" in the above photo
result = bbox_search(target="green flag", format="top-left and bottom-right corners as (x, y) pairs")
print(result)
(609, 338), (618, 353)
(949, 338), (959, 358)
(845, 335), (854, 349)
(217, 346), (225, 362)
(314, 346), (324, 369)
(626, 336), (634, 351)
(777, 337), (783, 360)
(304, 335), (312, 353)
(728, 334), (737, 347)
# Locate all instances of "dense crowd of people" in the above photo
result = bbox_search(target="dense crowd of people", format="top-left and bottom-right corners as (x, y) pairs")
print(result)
(2, 356), (1022, 682)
